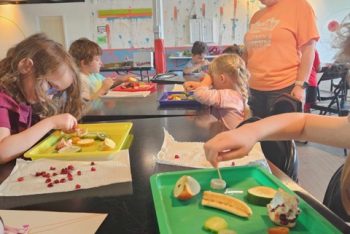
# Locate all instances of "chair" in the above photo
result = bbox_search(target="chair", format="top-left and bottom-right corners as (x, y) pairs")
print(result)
(237, 94), (301, 181)
(311, 64), (349, 116)
(323, 164), (350, 222)
(237, 117), (299, 182)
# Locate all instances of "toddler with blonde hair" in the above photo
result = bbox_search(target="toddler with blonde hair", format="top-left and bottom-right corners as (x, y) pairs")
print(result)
(184, 54), (250, 130)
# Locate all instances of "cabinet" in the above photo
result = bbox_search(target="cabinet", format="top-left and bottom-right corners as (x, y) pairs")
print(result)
(189, 19), (216, 43)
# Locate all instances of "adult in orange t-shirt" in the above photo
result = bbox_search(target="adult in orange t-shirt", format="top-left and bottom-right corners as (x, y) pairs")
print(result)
(244, 0), (319, 118)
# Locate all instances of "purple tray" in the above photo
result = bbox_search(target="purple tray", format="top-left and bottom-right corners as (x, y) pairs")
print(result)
(159, 92), (201, 107)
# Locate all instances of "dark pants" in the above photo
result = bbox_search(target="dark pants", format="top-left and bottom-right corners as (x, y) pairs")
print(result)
(249, 85), (294, 118)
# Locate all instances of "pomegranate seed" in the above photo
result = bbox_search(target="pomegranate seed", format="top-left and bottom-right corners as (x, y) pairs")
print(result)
(68, 177), (73, 181)
(54, 179), (59, 184)
(67, 165), (74, 170)
(174, 154), (180, 159)
(52, 173), (58, 176)
(60, 178), (66, 183)
(75, 184), (81, 189)
(49, 166), (56, 170)
(45, 178), (51, 183)
(35, 172), (41, 177)
(60, 168), (68, 174)
(90, 162), (95, 166)
(47, 183), (53, 188)
(91, 167), (96, 172)
(17, 177), (24, 182)
(77, 171), (82, 176)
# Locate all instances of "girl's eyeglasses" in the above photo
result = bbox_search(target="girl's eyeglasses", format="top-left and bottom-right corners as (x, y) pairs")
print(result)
(42, 80), (61, 96)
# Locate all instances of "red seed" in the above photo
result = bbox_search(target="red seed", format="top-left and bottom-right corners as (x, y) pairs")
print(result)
(54, 179), (60, 184)
(91, 167), (96, 171)
(45, 178), (51, 183)
(67, 165), (74, 170)
(60, 178), (66, 183)
(174, 154), (180, 159)
(52, 173), (58, 176)
(47, 183), (53, 188)
(90, 162), (95, 166)
(75, 184), (81, 189)
(35, 172), (41, 177)
(68, 177), (73, 181)
(60, 168), (68, 174)
(17, 177), (24, 182)
(50, 166), (56, 170)
(77, 171), (82, 176)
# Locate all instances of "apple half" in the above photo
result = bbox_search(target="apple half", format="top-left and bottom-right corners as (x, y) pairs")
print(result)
(173, 175), (201, 200)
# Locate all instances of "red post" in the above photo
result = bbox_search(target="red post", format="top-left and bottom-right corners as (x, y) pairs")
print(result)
(154, 38), (166, 73)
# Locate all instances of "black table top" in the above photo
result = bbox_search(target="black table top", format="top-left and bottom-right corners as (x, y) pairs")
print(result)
(0, 116), (349, 233)
(82, 84), (208, 122)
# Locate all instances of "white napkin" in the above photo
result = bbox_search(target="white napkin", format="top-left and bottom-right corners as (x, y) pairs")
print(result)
(0, 150), (132, 196)
(103, 90), (151, 98)
(0, 210), (107, 234)
(171, 84), (185, 92)
(155, 129), (270, 170)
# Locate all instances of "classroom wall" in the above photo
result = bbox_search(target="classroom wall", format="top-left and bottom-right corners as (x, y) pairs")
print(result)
(0, 0), (349, 63)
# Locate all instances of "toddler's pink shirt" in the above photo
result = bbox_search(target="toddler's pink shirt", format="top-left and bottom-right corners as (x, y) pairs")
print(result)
(193, 87), (245, 130)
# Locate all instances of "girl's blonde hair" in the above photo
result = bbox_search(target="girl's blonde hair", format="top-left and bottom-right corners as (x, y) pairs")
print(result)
(209, 54), (250, 101)
(0, 33), (83, 118)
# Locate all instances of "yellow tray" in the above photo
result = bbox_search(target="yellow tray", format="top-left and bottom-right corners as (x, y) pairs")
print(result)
(24, 122), (133, 161)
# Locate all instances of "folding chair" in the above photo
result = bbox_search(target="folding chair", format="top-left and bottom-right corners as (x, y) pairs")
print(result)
(323, 164), (350, 222)
(311, 64), (349, 116)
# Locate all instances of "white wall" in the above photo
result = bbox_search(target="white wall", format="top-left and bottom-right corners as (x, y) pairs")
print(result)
(0, 0), (349, 63)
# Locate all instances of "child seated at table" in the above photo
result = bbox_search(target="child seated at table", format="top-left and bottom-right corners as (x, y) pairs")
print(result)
(69, 38), (132, 101)
(183, 41), (210, 75)
(222, 44), (243, 57)
(0, 33), (83, 163)
(183, 54), (250, 130)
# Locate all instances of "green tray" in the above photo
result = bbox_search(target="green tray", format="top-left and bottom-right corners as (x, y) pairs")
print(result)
(150, 166), (341, 234)
(24, 122), (133, 161)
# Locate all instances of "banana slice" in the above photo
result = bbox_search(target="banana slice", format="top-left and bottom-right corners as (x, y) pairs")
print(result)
(202, 191), (252, 218)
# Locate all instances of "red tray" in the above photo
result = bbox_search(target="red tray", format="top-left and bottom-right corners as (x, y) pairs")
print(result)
(113, 82), (157, 92)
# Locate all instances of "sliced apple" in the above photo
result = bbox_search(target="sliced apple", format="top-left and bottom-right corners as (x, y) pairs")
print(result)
(173, 175), (201, 200)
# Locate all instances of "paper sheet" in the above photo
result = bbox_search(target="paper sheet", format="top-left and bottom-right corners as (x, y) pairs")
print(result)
(171, 84), (185, 92)
(0, 209), (106, 234)
(155, 129), (270, 170)
(103, 90), (150, 98)
(0, 150), (132, 196)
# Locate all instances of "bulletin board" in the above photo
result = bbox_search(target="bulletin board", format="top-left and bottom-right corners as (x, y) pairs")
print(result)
(91, 0), (262, 49)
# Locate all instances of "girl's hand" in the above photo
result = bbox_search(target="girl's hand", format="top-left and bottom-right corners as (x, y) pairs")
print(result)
(183, 81), (200, 91)
(204, 127), (257, 167)
(49, 113), (77, 132)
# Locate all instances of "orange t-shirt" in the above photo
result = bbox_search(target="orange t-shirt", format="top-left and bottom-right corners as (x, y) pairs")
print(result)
(244, 0), (319, 91)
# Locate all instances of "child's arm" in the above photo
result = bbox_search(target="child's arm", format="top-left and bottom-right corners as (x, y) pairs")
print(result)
(91, 77), (114, 99)
(0, 113), (77, 164)
(183, 60), (210, 74)
(204, 113), (350, 167)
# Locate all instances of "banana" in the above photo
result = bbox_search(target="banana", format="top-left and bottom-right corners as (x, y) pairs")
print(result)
(201, 191), (253, 218)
